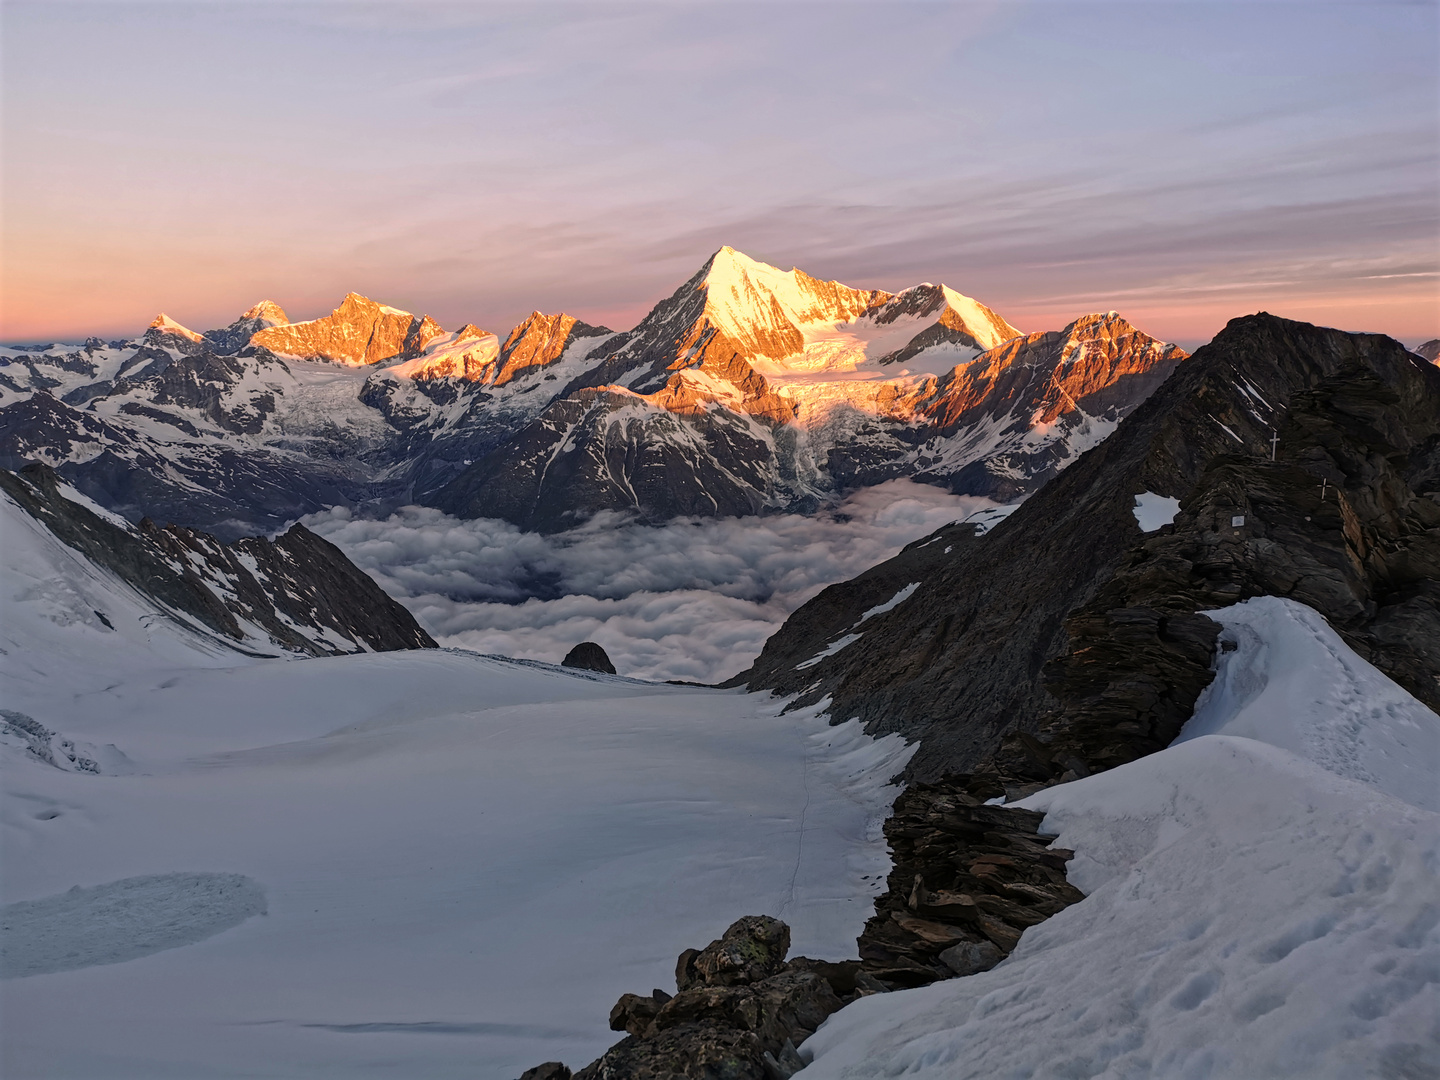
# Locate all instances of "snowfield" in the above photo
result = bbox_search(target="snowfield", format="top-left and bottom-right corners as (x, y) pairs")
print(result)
(4, 463), (1436, 1080)
(801, 597), (1440, 1079)
(0, 491), (915, 1079)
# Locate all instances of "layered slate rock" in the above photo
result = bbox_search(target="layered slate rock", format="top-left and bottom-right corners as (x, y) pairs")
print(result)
(561, 641), (616, 674)
(737, 314), (1440, 782)
(855, 785), (1084, 987)
(0, 463), (435, 657)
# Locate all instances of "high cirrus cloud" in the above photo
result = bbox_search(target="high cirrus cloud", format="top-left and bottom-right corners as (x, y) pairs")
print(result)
(306, 480), (1003, 684)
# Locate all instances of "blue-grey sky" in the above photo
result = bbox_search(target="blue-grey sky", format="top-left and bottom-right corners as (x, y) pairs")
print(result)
(3, 1), (1436, 348)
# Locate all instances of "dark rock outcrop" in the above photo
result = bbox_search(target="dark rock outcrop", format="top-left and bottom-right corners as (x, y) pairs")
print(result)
(736, 314), (1440, 782)
(529, 916), (853, 1080)
(561, 641), (617, 674)
(855, 784), (1084, 988)
(0, 462), (435, 656)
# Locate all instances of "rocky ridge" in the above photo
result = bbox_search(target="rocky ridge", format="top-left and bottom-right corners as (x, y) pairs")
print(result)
(737, 314), (1440, 786)
(0, 462), (436, 656)
(251, 292), (447, 366)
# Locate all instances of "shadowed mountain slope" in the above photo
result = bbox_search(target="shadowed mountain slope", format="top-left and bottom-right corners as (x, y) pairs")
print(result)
(0, 463), (435, 656)
(734, 313), (1440, 783)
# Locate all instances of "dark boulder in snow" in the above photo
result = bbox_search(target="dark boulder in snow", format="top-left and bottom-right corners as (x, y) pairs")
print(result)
(561, 641), (616, 674)
(855, 786), (1085, 989)
(518, 1064), (571, 1080)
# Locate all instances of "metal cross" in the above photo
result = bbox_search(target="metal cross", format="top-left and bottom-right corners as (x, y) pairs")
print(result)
(1269, 430), (1279, 461)
(1318, 478), (1328, 503)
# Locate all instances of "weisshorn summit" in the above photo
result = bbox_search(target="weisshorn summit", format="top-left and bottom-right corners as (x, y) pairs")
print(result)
(0, 248), (1186, 537)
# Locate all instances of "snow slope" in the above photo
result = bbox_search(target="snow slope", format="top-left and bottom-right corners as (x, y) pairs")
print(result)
(802, 597), (1440, 1079)
(0, 501), (917, 1078)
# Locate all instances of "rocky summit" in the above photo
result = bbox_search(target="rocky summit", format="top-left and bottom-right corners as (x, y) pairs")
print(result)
(0, 248), (1185, 537)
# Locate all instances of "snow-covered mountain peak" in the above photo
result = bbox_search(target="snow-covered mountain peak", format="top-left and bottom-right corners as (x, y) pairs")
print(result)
(935, 285), (1022, 351)
(1052, 311), (1179, 368)
(692, 247), (890, 361)
(145, 313), (202, 343)
(387, 325), (501, 382)
(238, 300), (289, 327)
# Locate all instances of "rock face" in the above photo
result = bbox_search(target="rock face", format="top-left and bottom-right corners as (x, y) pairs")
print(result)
(561, 641), (616, 674)
(496, 312), (611, 386)
(736, 314), (1440, 783)
(0, 250), (1185, 537)
(251, 292), (446, 366)
(0, 462), (436, 657)
(1414, 339), (1440, 363)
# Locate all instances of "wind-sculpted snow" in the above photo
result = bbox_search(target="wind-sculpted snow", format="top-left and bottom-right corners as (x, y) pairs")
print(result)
(308, 479), (1000, 682)
(1180, 597), (1440, 812)
(0, 873), (266, 979)
(799, 599), (1440, 1079)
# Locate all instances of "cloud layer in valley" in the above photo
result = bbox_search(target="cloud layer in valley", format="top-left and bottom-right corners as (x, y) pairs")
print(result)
(307, 481), (998, 683)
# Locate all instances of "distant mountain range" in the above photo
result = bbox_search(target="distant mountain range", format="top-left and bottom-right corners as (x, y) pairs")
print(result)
(3, 247), (1190, 536)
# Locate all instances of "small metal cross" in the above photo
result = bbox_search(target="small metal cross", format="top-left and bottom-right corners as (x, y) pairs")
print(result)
(1269, 430), (1279, 461)
(1318, 478), (1328, 503)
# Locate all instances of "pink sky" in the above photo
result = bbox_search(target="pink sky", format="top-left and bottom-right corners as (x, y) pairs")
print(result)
(3, 2), (1436, 351)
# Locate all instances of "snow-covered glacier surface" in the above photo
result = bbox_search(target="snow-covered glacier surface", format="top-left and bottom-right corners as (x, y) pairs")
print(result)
(802, 596), (1440, 1080)
(0, 494), (916, 1078)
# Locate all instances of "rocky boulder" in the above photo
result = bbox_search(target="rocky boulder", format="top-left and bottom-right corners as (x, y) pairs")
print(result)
(528, 916), (852, 1080)
(561, 642), (616, 674)
(683, 915), (790, 989)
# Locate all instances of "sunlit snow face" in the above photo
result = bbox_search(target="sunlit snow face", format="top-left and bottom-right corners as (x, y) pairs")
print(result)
(307, 480), (1002, 683)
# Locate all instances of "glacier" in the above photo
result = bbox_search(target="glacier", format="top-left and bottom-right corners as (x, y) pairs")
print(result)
(0, 488), (916, 1078)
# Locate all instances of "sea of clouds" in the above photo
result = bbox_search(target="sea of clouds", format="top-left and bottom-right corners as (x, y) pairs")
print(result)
(306, 480), (1003, 683)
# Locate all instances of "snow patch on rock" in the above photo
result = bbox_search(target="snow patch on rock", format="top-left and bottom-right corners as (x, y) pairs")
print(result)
(1132, 491), (1181, 532)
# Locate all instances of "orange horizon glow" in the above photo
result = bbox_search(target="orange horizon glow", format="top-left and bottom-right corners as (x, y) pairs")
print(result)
(3, 4), (1435, 354)
(4, 267), (1436, 354)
